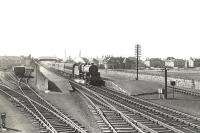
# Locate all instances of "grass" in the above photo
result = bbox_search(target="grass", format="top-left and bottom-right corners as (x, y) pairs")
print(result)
(101, 70), (200, 118)
(105, 69), (200, 81)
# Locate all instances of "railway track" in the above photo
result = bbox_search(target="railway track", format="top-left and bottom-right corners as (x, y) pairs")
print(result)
(38, 63), (200, 132)
(85, 84), (200, 133)
(39, 64), (171, 132)
(0, 72), (88, 133)
(77, 88), (146, 133)
(71, 81), (185, 133)
(0, 85), (51, 133)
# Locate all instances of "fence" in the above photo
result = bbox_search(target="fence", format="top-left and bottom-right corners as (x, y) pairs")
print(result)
(100, 70), (200, 90)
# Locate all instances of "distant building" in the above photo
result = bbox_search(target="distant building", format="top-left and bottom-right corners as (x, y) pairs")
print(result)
(144, 59), (150, 67)
(174, 59), (185, 68)
(0, 56), (21, 68)
(165, 59), (174, 68)
(185, 58), (194, 68)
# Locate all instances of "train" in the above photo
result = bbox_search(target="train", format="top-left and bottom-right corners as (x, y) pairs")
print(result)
(45, 61), (105, 86)
(13, 66), (25, 77)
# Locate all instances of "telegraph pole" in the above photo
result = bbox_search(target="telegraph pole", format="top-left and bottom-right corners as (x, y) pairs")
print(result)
(164, 67), (167, 99)
(135, 44), (141, 80)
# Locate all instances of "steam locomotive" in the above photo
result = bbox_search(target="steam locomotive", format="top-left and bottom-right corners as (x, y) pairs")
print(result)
(46, 62), (105, 86)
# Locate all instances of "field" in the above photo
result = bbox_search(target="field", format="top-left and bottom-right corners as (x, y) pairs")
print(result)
(101, 70), (200, 118)
(109, 68), (200, 81)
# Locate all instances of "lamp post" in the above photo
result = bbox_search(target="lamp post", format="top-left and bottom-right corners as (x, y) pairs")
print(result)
(135, 44), (141, 80)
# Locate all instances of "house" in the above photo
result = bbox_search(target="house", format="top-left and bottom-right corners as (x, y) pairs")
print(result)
(144, 59), (150, 67)
(165, 59), (174, 68)
(185, 57), (194, 68)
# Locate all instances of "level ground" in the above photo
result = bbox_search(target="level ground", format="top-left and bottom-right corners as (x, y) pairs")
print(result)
(101, 71), (200, 118)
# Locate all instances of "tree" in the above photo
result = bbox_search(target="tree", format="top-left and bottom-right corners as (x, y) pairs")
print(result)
(150, 58), (165, 68)
(166, 57), (175, 60)
(194, 59), (200, 67)
(174, 59), (185, 68)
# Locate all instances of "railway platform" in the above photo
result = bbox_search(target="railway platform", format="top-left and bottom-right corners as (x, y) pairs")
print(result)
(35, 65), (73, 93)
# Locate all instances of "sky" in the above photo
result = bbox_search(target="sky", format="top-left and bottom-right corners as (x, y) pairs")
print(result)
(0, 0), (200, 59)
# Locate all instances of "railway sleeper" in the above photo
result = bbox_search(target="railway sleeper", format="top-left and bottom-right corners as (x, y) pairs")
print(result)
(114, 127), (135, 130)
(139, 122), (156, 125)
(53, 125), (72, 130)
(54, 127), (74, 130)
(107, 120), (125, 123)
(99, 124), (109, 127)
(115, 129), (137, 133)
(106, 117), (123, 120)
(98, 123), (108, 127)
(101, 128), (112, 132)
(111, 124), (132, 128)
(132, 119), (151, 123)
(111, 123), (130, 125)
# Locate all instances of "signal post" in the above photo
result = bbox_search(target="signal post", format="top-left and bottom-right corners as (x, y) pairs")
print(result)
(135, 44), (141, 80)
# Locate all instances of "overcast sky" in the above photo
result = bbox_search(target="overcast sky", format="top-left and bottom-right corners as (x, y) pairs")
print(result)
(0, 0), (200, 59)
